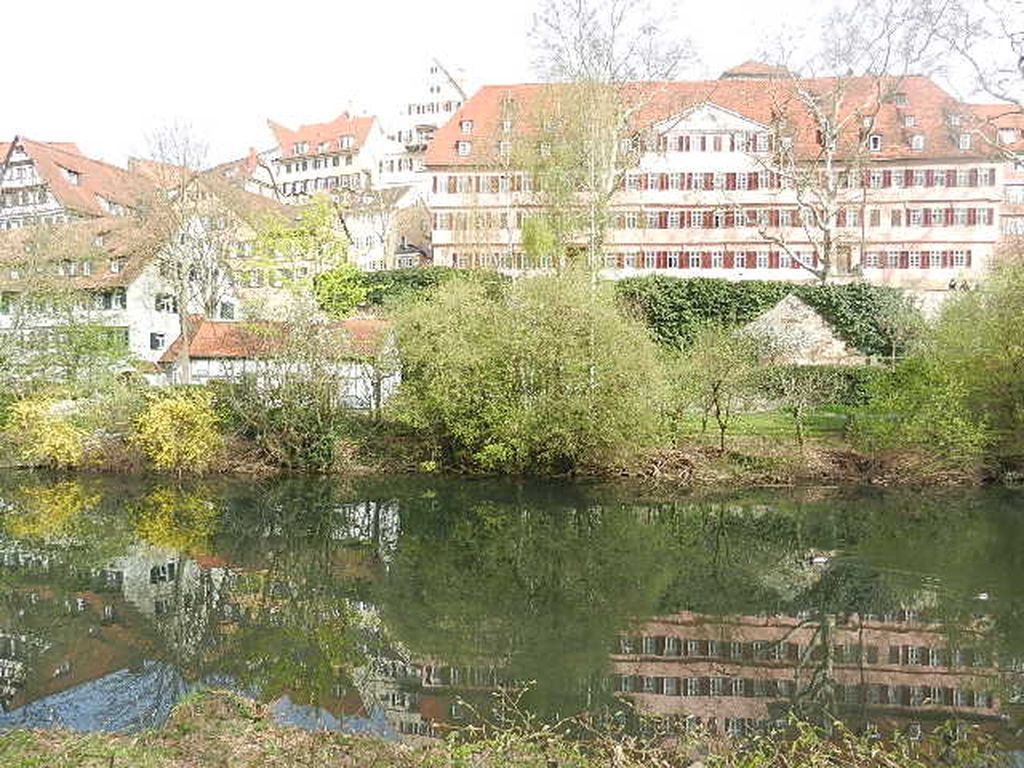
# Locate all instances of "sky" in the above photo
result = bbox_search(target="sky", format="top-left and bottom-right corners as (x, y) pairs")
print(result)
(1, 0), (968, 167)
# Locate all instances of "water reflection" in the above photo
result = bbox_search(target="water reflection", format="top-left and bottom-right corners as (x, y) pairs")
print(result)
(0, 473), (1021, 745)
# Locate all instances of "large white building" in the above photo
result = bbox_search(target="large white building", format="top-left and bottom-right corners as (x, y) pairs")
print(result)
(424, 63), (1024, 289)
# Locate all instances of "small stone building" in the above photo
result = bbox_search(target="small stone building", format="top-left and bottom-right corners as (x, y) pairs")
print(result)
(743, 294), (867, 366)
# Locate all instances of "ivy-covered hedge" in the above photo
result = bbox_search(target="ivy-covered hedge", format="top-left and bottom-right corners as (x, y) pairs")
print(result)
(615, 276), (921, 357)
(364, 267), (509, 306)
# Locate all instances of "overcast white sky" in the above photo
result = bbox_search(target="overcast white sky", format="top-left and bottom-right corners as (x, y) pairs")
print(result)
(2, 0), (958, 166)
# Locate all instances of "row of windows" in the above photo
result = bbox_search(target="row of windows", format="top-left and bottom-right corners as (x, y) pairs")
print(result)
(605, 250), (805, 271)
(0, 288), (127, 314)
(4, 258), (124, 281)
(280, 174), (364, 195)
(280, 154), (354, 174)
(864, 250), (972, 269)
(0, 188), (49, 208)
(616, 676), (994, 709)
(288, 136), (355, 158)
(607, 206), (995, 230)
(620, 635), (988, 668)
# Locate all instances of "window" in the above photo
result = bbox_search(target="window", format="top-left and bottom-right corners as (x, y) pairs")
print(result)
(667, 251), (680, 269)
(756, 251), (769, 269)
(737, 172), (748, 190)
(755, 133), (769, 152)
(62, 167), (81, 185)
(870, 171), (883, 188)
(909, 209), (922, 226)
(911, 134), (925, 151)
(868, 134), (882, 152)
(953, 250), (967, 267)
(779, 209), (792, 227)
(293, 141), (308, 155)
(150, 332), (165, 350)
(456, 141), (472, 156)
(645, 211), (658, 229)
(954, 208), (968, 226)
(711, 251), (724, 268)
(999, 128), (1018, 145)
(734, 252), (746, 268)
(668, 210), (681, 228)
(865, 252), (879, 268)
(459, 119), (474, 134)
(913, 169), (926, 186)
(219, 301), (235, 320)
(709, 678), (724, 696)
(643, 252), (656, 269)
(155, 294), (177, 313)
(498, 140), (511, 157)
(779, 252), (791, 268)
(903, 115), (916, 128)
(893, 92), (908, 106)
(958, 133), (971, 150)
(688, 252), (701, 269)
(909, 251), (921, 268)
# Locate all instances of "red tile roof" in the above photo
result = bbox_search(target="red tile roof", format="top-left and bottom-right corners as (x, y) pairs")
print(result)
(425, 74), (995, 167)
(268, 114), (377, 158)
(12, 137), (154, 217)
(159, 317), (391, 364)
(720, 60), (792, 79)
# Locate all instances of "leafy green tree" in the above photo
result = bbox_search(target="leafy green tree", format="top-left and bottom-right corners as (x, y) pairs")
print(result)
(255, 194), (348, 280)
(928, 259), (1024, 463)
(678, 326), (763, 451)
(312, 262), (367, 318)
(394, 270), (664, 473)
(852, 357), (989, 474)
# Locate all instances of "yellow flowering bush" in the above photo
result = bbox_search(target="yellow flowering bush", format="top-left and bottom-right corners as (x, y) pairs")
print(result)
(7, 396), (86, 468)
(133, 388), (223, 475)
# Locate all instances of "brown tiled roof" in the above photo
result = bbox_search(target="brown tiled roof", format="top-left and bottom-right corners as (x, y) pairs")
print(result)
(159, 317), (391, 364)
(0, 217), (163, 289)
(425, 75), (994, 167)
(268, 114), (377, 158)
(968, 103), (1024, 152)
(126, 157), (192, 190)
(720, 60), (792, 79)
(15, 138), (154, 217)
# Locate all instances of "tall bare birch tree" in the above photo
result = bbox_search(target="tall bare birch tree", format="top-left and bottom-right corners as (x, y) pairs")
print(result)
(526, 0), (692, 269)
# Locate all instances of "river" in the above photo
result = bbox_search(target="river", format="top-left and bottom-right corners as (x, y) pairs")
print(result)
(0, 472), (1021, 746)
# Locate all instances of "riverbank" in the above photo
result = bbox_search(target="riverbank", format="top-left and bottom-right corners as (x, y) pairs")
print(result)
(0, 691), (1002, 768)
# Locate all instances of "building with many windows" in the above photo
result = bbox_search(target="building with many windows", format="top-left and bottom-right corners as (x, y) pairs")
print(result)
(0, 137), (152, 230)
(424, 66), (1020, 288)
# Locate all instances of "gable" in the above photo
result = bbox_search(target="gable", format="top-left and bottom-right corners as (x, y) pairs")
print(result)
(653, 102), (769, 135)
(744, 295), (867, 366)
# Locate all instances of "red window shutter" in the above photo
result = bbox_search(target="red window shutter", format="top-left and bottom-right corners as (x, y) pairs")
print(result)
(945, 208), (954, 226)
(724, 252), (734, 269)
(965, 250), (973, 266)
(769, 252), (779, 269)
(882, 170), (892, 187)
(986, 209), (994, 225)
(659, 211), (668, 229)
(447, 176), (457, 193)
(699, 135), (707, 151)
(967, 208), (977, 225)
(726, 173), (736, 190)
(922, 208), (931, 226)
(705, 173), (714, 190)
(838, 209), (846, 227)
(684, 173), (693, 190)
(947, 170), (956, 187)
(713, 135), (722, 151)
(749, 173), (759, 191)
(640, 175), (648, 191)
(701, 252), (711, 269)
(770, 209), (780, 227)
(925, 170), (934, 187)
(941, 250), (951, 268)
(904, 169), (913, 187)
(891, 209), (901, 227)
(899, 251), (909, 269)
(969, 169), (979, 187)
(432, 176), (438, 193)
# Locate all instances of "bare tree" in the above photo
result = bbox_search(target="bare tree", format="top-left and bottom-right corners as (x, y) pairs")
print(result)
(526, 0), (694, 269)
(142, 124), (240, 384)
(754, 0), (956, 281)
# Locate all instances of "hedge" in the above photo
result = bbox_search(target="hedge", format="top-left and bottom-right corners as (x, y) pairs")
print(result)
(615, 276), (921, 357)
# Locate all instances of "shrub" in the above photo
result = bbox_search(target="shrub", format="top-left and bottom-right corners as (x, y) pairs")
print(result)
(851, 357), (989, 470)
(7, 395), (86, 468)
(363, 266), (510, 307)
(133, 388), (223, 475)
(394, 270), (664, 473)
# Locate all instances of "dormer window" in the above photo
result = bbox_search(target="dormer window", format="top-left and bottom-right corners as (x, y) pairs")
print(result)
(498, 140), (511, 157)
(862, 116), (873, 128)
(999, 128), (1019, 145)
(868, 134), (882, 152)
(293, 141), (308, 156)
(893, 92), (908, 106)
(318, 141), (329, 153)
(903, 115), (915, 128)
(910, 134), (925, 151)
(459, 119), (474, 134)
(456, 140), (472, 156)
(109, 258), (124, 274)
(339, 135), (353, 150)
(948, 113), (961, 126)
(62, 167), (81, 186)
(502, 119), (513, 133)
(958, 133), (972, 150)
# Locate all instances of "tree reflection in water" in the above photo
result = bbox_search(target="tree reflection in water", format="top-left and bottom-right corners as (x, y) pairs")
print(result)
(0, 474), (1020, 743)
